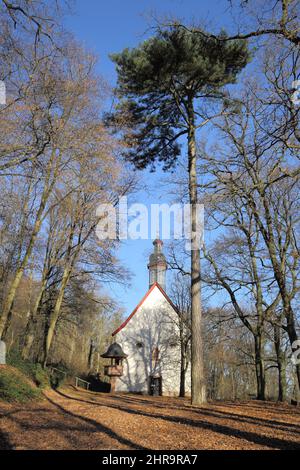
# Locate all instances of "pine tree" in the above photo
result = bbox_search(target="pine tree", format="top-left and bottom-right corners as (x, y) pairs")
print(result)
(109, 26), (249, 405)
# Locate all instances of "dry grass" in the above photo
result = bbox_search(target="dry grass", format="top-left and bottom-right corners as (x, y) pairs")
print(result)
(0, 386), (300, 450)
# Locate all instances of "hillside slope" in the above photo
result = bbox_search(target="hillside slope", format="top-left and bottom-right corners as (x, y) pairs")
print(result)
(0, 365), (42, 403)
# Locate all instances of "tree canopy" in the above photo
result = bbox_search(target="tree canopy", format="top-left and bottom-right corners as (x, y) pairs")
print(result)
(109, 27), (250, 170)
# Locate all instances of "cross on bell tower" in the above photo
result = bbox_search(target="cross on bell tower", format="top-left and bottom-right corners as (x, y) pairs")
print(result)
(148, 239), (167, 292)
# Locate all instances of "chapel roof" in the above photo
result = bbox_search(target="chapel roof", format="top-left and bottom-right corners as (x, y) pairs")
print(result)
(112, 282), (178, 337)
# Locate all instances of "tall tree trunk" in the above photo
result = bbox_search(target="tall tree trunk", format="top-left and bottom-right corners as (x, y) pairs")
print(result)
(0, 197), (47, 339)
(254, 334), (266, 400)
(274, 324), (287, 402)
(231, 369), (236, 401)
(88, 340), (94, 371)
(42, 219), (80, 368)
(179, 366), (186, 398)
(22, 278), (47, 359)
(211, 365), (217, 400)
(179, 340), (186, 398)
(285, 312), (300, 391)
(43, 264), (72, 368)
(22, 237), (52, 359)
(277, 359), (287, 402)
(188, 102), (206, 405)
(0, 152), (56, 339)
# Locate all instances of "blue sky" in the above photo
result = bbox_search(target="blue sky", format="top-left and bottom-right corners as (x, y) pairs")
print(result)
(64, 0), (244, 315)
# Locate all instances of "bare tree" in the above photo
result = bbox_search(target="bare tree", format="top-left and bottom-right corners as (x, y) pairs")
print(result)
(173, 1), (300, 46)
(0, 41), (112, 338)
(202, 79), (300, 390)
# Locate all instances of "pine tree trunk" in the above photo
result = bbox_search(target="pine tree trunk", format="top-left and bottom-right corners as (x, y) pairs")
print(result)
(187, 102), (206, 406)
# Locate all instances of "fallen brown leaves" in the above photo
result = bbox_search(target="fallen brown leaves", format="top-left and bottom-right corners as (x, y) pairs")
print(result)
(0, 386), (299, 450)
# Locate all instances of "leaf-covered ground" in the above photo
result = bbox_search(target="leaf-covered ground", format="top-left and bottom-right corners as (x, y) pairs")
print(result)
(0, 386), (299, 450)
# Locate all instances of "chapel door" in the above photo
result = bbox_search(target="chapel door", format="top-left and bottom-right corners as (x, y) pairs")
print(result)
(150, 376), (162, 396)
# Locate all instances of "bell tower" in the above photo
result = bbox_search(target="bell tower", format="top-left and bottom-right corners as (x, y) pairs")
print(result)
(148, 239), (167, 292)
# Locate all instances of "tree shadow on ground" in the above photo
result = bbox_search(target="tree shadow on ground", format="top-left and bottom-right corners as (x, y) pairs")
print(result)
(64, 390), (300, 435)
(105, 394), (300, 434)
(45, 393), (150, 450)
(191, 406), (300, 434)
(215, 401), (298, 416)
(56, 390), (300, 450)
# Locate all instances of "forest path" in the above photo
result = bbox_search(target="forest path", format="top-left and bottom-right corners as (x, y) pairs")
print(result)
(1, 386), (300, 450)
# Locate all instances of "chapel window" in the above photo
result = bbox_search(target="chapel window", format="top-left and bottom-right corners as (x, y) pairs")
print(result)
(152, 347), (159, 363)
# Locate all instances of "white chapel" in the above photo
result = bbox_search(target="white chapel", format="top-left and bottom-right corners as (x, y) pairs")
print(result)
(101, 239), (191, 396)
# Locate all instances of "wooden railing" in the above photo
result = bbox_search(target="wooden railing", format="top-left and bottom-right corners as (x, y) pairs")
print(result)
(48, 366), (91, 390)
(48, 366), (67, 378)
(75, 377), (90, 390)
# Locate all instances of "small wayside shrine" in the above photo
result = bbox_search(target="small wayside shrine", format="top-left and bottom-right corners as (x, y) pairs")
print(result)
(100, 342), (127, 393)
(101, 239), (191, 396)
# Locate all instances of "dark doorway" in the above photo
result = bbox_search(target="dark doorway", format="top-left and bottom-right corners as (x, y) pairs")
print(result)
(150, 376), (162, 396)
